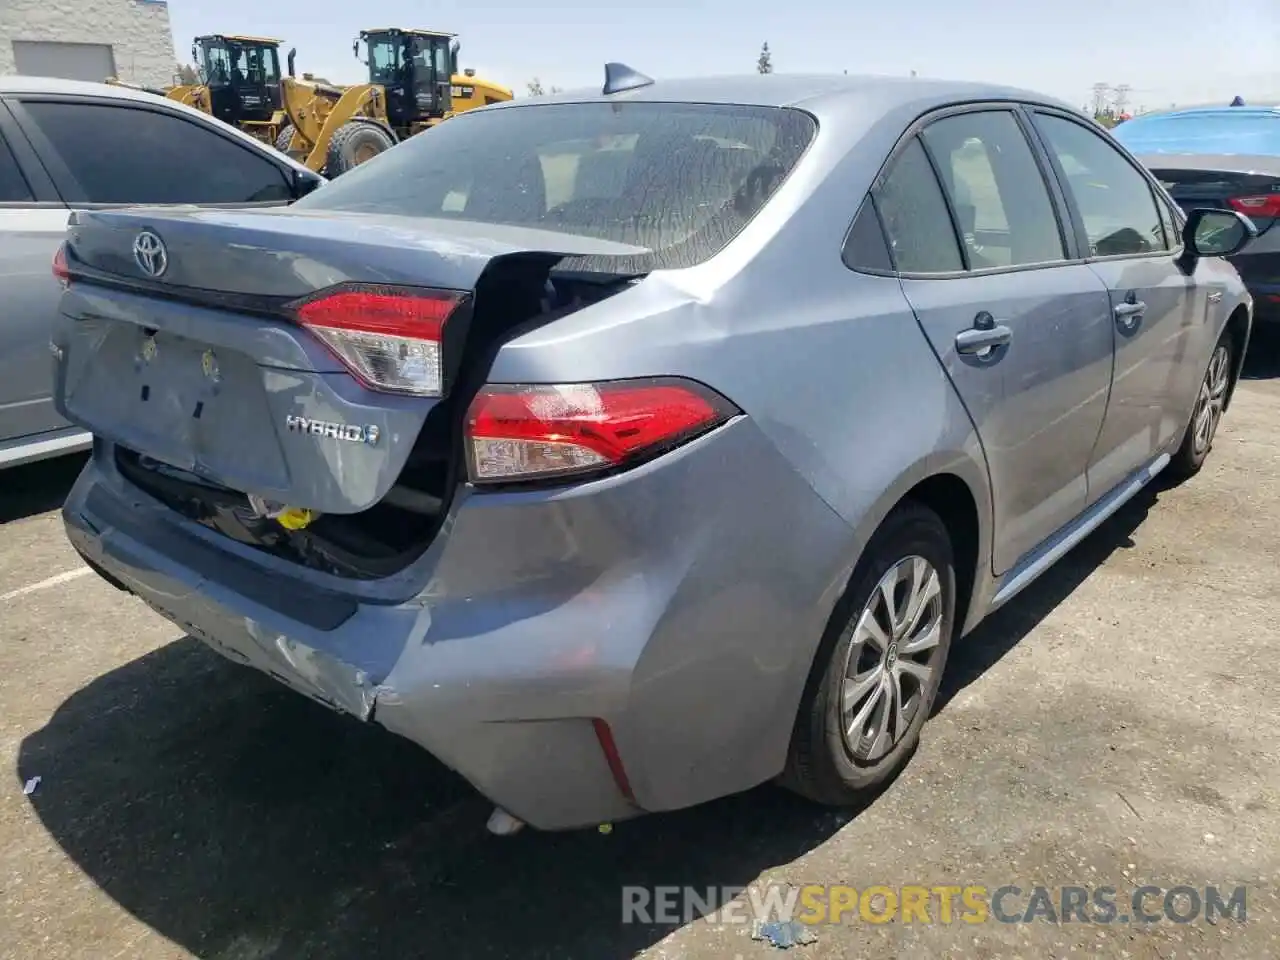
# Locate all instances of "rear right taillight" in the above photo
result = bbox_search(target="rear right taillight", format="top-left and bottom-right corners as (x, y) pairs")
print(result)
(465, 377), (739, 484)
(52, 242), (70, 289)
(1228, 194), (1280, 219)
(288, 284), (467, 397)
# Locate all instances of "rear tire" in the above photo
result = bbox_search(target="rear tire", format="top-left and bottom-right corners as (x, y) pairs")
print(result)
(1165, 332), (1234, 483)
(324, 121), (396, 177)
(782, 502), (956, 807)
(274, 124), (296, 154)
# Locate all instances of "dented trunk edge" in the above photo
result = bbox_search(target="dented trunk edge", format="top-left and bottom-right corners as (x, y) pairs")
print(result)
(54, 235), (646, 588)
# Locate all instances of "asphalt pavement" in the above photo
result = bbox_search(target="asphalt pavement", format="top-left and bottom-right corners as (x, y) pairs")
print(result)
(2, 346), (1279, 959)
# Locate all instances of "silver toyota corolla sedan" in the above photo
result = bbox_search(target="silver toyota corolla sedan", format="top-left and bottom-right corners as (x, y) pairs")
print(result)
(53, 68), (1254, 832)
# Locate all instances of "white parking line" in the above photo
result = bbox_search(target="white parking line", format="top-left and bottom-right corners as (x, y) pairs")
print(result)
(1, 567), (91, 603)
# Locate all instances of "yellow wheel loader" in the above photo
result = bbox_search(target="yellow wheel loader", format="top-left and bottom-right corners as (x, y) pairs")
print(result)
(275, 28), (513, 176)
(107, 35), (289, 144)
(106, 35), (390, 178)
(356, 28), (513, 135)
(189, 34), (290, 144)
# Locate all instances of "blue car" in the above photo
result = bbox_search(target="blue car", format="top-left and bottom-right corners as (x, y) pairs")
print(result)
(1114, 103), (1280, 322)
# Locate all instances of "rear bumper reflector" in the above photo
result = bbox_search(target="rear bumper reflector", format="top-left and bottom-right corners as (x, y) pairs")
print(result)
(592, 717), (636, 803)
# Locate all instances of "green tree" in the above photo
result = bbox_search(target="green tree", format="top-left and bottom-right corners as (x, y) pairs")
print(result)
(527, 77), (545, 96)
(757, 42), (773, 74)
(176, 63), (198, 85)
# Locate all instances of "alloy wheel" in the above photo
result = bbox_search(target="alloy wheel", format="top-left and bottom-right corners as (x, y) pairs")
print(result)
(841, 555), (945, 762)
(1192, 344), (1231, 458)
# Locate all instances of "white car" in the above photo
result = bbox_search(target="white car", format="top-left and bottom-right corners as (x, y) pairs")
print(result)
(0, 76), (325, 469)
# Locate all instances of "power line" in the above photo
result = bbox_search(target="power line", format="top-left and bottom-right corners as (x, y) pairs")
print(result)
(1113, 83), (1132, 114)
(1091, 82), (1111, 115)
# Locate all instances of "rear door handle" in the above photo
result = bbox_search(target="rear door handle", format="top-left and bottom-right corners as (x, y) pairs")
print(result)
(956, 311), (1012, 356)
(1114, 301), (1146, 318)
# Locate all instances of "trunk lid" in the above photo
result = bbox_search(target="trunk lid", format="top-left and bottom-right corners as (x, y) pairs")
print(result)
(64, 205), (647, 296)
(54, 206), (647, 517)
(1139, 153), (1280, 236)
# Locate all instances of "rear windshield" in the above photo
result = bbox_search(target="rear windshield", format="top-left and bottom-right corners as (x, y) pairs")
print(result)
(1112, 111), (1280, 156)
(295, 101), (817, 270)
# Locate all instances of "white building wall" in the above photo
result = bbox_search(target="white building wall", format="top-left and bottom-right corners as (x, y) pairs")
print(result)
(0, 0), (175, 88)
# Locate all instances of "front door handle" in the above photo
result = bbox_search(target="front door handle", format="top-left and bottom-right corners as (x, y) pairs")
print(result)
(1114, 300), (1147, 318)
(956, 311), (1012, 356)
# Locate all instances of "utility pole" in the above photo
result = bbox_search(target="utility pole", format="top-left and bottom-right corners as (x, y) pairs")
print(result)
(1091, 82), (1111, 117)
(1113, 83), (1131, 115)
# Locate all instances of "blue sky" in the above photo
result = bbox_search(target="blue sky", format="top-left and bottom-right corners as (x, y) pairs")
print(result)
(168, 0), (1278, 109)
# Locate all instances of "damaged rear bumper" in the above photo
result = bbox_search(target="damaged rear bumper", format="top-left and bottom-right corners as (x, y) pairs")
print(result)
(62, 422), (852, 831)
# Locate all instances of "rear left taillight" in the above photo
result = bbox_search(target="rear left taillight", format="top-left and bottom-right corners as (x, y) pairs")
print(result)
(52, 242), (70, 288)
(289, 285), (467, 397)
(465, 378), (739, 484)
(1228, 194), (1280, 219)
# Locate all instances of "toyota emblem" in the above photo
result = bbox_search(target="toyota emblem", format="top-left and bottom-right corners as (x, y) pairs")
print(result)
(133, 230), (168, 278)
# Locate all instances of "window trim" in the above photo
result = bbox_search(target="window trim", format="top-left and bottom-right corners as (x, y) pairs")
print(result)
(857, 133), (966, 276)
(1024, 106), (1184, 263)
(915, 130), (973, 272)
(4, 93), (297, 208)
(1010, 105), (1083, 260)
(0, 98), (63, 206)
(847, 99), (1085, 281)
(1154, 183), (1185, 251)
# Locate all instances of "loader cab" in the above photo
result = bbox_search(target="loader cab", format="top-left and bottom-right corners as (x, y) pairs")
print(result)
(194, 35), (284, 126)
(357, 28), (457, 128)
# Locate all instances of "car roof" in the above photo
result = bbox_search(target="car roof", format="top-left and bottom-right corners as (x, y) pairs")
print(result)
(0, 75), (173, 100)
(484, 71), (1081, 115)
(1129, 104), (1280, 119)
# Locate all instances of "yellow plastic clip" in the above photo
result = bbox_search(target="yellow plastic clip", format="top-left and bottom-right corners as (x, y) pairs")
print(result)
(276, 507), (317, 530)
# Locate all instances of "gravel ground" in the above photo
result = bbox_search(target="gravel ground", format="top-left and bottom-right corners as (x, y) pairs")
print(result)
(1, 346), (1278, 960)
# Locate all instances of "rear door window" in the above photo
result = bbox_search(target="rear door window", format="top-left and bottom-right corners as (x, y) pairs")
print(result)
(16, 100), (291, 204)
(294, 101), (817, 269)
(920, 110), (1066, 268)
(874, 137), (965, 273)
(0, 133), (33, 202)
(1032, 113), (1167, 258)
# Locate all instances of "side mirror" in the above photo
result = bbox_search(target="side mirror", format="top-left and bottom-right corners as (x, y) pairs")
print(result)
(287, 48), (296, 78)
(1183, 207), (1257, 260)
(291, 168), (324, 200)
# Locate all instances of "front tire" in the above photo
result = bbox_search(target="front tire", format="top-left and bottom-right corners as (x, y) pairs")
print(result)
(324, 121), (396, 177)
(782, 502), (956, 806)
(1165, 333), (1233, 483)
